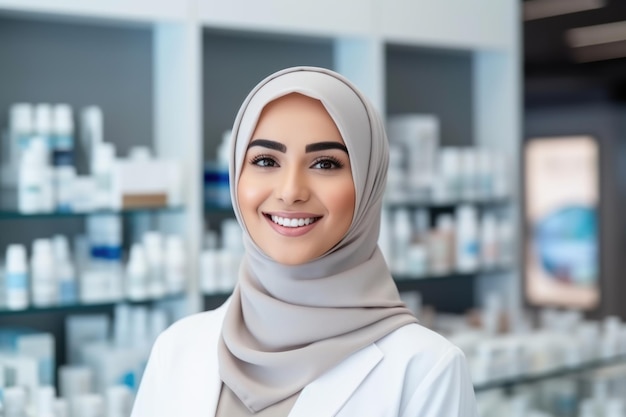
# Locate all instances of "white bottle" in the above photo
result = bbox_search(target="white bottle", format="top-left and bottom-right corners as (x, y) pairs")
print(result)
(73, 394), (104, 417)
(143, 231), (165, 298)
(4, 386), (27, 417)
(455, 205), (479, 272)
(53, 235), (77, 304)
(220, 219), (243, 290)
(392, 208), (413, 274)
(428, 214), (454, 275)
(378, 207), (393, 266)
(92, 142), (116, 210)
(34, 103), (53, 151)
(51, 104), (74, 166)
(130, 306), (149, 349)
(126, 244), (148, 301)
(36, 385), (56, 417)
(201, 231), (220, 294)
(87, 214), (123, 300)
(31, 238), (58, 306)
(493, 151), (509, 199)
(53, 398), (69, 417)
(4, 103), (33, 187)
(480, 213), (498, 269)
(80, 106), (104, 171)
(4, 244), (29, 310)
(459, 147), (477, 201)
(18, 147), (43, 214)
(165, 235), (186, 295)
(148, 308), (168, 343)
(437, 147), (461, 202)
(476, 149), (494, 200)
(113, 303), (132, 348)
(30, 137), (54, 212)
(105, 386), (132, 417)
(497, 217), (515, 267)
(55, 165), (76, 212)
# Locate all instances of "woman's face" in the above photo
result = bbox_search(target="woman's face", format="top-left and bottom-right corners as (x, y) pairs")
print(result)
(237, 93), (356, 265)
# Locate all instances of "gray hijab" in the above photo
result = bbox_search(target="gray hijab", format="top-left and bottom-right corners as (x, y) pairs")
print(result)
(218, 66), (417, 412)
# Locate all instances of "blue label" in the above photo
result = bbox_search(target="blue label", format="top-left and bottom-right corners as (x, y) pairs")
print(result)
(91, 245), (122, 261)
(39, 357), (54, 386)
(52, 149), (74, 166)
(120, 371), (136, 391)
(59, 281), (77, 304)
(465, 241), (479, 256)
(6, 273), (27, 290)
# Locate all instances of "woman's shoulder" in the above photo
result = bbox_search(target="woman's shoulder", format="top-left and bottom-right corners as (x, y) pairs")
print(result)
(375, 323), (466, 370)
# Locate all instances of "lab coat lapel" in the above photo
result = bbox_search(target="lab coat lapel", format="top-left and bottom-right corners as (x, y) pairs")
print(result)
(186, 306), (225, 417)
(289, 343), (383, 417)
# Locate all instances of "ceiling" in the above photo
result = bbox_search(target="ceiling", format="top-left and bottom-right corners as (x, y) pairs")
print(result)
(523, 0), (626, 102)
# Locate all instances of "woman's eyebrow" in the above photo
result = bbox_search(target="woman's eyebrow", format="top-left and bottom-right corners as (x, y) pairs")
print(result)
(305, 141), (349, 154)
(247, 139), (286, 153)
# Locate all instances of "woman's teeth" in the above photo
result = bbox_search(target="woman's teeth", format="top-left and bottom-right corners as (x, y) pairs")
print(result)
(271, 215), (317, 228)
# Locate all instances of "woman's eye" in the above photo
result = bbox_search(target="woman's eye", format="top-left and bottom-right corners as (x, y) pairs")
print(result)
(250, 156), (278, 167)
(312, 158), (343, 170)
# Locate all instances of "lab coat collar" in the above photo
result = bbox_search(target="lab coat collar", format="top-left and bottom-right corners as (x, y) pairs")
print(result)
(289, 343), (383, 416)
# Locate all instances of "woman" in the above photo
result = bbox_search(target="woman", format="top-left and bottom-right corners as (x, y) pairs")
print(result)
(131, 67), (478, 417)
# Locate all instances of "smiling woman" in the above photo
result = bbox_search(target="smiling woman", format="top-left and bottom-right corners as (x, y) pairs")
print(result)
(131, 67), (478, 417)
(237, 93), (355, 265)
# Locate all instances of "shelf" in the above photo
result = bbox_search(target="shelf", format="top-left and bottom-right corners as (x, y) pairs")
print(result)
(474, 354), (626, 393)
(393, 266), (511, 284)
(0, 293), (186, 316)
(0, 205), (185, 220)
(203, 204), (234, 215)
(384, 197), (511, 210)
(394, 267), (512, 314)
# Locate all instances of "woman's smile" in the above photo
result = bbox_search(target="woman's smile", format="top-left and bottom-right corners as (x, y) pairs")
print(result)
(263, 212), (323, 236)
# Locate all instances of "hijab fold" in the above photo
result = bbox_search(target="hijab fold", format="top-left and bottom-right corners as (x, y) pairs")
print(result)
(218, 67), (417, 413)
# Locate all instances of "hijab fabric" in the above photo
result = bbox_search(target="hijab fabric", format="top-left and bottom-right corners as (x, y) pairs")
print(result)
(218, 66), (418, 412)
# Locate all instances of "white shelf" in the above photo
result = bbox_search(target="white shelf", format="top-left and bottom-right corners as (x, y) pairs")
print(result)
(378, 0), (515, 50)
(0, 0), (190, 24)
(198, 0), (374, 37)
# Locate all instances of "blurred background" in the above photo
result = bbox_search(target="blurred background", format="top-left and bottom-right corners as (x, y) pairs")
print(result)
(0, 0), (626, 416)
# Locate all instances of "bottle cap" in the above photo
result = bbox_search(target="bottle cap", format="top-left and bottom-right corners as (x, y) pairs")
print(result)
(53, 104), (74, 136)
(37, 385), (56, 417)
(6, 244), (27, 272)
(106, 386), (132, 417)
(10, 103), (33, 134)
(127, 243), (148, 276)
(128, 146), (151, 161)
(53, 235), (71, 261)
(32, 238), (53, 258)
(81, 106), (103, 143)
(74, 394), (104, 417)
(34, 103), (52, 135)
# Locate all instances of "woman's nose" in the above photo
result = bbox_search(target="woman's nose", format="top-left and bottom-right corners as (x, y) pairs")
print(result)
(275, 167), (310, 205)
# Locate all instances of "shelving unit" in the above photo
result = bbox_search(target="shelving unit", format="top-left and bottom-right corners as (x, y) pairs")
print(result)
(0, 206), (185, 220)
(474, 354), (626, 393)
(0, 0), (520, 408)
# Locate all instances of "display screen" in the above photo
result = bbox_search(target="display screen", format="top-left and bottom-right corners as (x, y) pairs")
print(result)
(524, 135), (600, 310)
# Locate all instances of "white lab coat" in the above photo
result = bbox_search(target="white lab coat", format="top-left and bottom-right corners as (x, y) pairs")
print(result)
(131, 299), (478, 417)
